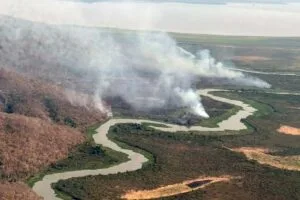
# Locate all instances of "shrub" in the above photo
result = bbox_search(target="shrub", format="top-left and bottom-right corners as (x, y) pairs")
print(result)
(64, 117), (77, 128)
(4, 103), (14, 114)
(44, 97), (59, 122)
(88, 145), (105, 156)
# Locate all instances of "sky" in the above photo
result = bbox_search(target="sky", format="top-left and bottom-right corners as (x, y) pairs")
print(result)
(1, 0), (300, 36)
(77, 0), (300, 3)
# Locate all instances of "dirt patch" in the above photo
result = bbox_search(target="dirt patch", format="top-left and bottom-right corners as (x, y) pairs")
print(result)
(278, 125), (300, 136)
(233, 147), (300, 171)
(122, 176), (233, 200)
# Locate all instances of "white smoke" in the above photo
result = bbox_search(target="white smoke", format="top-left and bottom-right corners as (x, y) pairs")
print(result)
(175, 88), (209, 118)
(64, 89), (112, 116)
(194, 50), (271, 88)
(0, 16), (270, 118)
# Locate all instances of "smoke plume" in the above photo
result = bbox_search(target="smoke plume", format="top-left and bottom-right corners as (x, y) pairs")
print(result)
(0, 16), (270, 117)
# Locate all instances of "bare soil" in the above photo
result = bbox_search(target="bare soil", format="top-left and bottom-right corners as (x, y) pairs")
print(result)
(278, 125), (300, 136)
(122, 176), (233, 200)
(233, 147), (300, 171)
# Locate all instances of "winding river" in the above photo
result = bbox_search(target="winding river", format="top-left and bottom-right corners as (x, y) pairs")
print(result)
(32, 89), (257, 200)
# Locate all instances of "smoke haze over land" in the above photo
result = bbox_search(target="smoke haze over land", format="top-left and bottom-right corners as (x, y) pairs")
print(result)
(0, 15), (271, 117)
(0, 0), (272, 117)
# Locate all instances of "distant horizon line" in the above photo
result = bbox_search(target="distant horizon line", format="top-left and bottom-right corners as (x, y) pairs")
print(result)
(2, 14), (300, 38)
(75, 0), (300, 5)
(2, 1), (300, 37)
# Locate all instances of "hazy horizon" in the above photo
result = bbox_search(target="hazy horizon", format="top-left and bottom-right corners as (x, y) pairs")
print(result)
(1, 0), (300, 36)
(77, 0), (300, 3)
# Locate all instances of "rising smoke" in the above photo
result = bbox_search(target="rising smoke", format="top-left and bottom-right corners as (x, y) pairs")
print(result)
(0, 16), (270, 117)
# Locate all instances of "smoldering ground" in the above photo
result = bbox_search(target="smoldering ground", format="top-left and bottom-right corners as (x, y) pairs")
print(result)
(0, 16), (270, 117)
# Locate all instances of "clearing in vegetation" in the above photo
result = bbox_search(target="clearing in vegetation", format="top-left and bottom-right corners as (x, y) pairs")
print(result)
(122, 176), (234, 200)
(232, 147), (300, 171)
(278, 125), (300, 136)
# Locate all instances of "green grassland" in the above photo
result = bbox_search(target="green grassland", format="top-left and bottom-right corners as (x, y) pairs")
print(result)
(105, 28), (300, 49)
(53, 90), (300, 200)
(171, 33), (300, 74)
(171, 33), (300, 49)
(172, 33), (300, 92)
